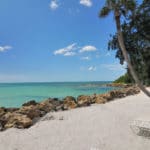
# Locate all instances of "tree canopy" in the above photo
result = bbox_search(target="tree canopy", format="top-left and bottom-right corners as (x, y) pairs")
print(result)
(108, 0), (150, 85)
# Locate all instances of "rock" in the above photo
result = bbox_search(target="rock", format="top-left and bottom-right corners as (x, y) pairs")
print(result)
(94, 95), (107, 104)
(55, 105), (64, 111)
(106, 83), (131, 88)
(0, 107), (5, 118)
(63, 96), (77, 110)
(22, 100), (38, 106)
(109, 90), (126, 99)
(89, 94), (106, 104)
(0, 107), (19, 118)
(49, 98), (62, 104)
(4, 113), (32, 129)
(38, 100), (53, 113)
(98, 90), (123, 101)
(77, 95), (92, 107)
(0, 112), (32, 130)
(47, 98), (63, 111)
(90, 93), (97, 104)
(100, 92), (114, 101)
(99, 86), (140, 102)
(0, 108), (6, 130)
(0, 123), (3, 131)
(124, 86), (140, 96)
(5, 108), (19, 113)
(18, 105), (42, 119)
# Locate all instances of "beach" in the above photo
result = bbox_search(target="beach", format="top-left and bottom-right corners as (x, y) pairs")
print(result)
(0, 0), (149, 149)
(0, 89), (150, 150)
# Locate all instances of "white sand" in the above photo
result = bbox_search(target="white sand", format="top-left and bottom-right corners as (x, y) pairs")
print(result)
(0, 90), (150, 150)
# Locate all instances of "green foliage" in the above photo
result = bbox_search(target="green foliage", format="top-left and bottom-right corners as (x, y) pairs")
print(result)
(99, 0), (137, 19)
(108, 1), (150, 85)
(99, 7), (111, 17)
(113, 73), (132, 83)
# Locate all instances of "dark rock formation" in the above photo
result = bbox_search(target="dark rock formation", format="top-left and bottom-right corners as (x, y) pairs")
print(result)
(106, 83), (132, 88)
(0, 112), (32, 130)
(63, 96), (77, 110)
(18, 105), (42, 119)
(77, 95), (92, 107)
(22, 100), (38, 106)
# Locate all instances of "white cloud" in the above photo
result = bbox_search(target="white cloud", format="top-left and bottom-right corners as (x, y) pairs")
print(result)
(0, 45), (12, 52)
(53, 43), (97, 57)
(49, 0), (59, 10)
(79, 0), (92, 7)
(80, 45), (97, 53)
(64, 51), (76, 56)
(88, 66), (96, 71)
(81, 56), (91, 60)
(54, 43), (77, 56)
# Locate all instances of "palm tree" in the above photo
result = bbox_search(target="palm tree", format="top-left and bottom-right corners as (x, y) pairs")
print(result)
(99, 0), (150, 97)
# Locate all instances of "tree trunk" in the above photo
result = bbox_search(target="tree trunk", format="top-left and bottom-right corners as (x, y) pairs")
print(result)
(115, 14), (150, 97)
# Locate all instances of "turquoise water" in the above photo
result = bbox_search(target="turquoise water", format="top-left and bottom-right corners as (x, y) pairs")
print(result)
(0, 82), (115, 107)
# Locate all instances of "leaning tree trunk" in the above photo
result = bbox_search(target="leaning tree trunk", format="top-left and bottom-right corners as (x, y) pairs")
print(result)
(115, 13), (150, 97)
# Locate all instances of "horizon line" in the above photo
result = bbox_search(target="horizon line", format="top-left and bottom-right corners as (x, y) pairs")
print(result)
(0, 80), (113, 84)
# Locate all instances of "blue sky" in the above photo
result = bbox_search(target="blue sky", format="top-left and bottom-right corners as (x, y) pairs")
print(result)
(0, 0), (128, 82)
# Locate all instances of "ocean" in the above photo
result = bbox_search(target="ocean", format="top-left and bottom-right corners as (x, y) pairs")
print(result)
(0, 81), (116, 107)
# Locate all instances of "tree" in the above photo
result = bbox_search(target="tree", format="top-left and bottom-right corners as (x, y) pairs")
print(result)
(99, 0), (150, 97)
(113, 73), (132, 84)
(108, 0), (150, 86)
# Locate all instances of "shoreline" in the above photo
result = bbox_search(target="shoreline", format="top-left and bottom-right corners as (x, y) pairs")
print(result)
(0, 81), (115, 108)
(0, 88), (150, 150)
(0, 85), (140, 131)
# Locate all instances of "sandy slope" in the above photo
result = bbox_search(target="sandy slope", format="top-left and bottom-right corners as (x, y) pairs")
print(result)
(0, 90), (150, 150)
